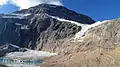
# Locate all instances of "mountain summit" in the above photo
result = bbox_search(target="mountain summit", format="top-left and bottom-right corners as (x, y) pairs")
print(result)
(15, 4), (94, 24)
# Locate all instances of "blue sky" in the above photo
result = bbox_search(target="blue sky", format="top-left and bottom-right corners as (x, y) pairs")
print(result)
(0, 4), (19, 14)
(0, 0), (120, 21)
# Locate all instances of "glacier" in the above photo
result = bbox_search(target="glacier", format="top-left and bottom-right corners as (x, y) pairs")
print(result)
(75, 20), (112, 40)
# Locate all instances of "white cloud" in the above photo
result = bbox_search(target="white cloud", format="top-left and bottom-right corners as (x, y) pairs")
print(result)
(0, 0), (9, 5)
(0, 0), (63, 9)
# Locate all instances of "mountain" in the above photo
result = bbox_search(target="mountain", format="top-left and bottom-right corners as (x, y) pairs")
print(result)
(0, 4), (95, 56)
(1, 3), (120, 67)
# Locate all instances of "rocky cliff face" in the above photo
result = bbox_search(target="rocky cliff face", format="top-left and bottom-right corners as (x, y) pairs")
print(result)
(0, 4), (94, 55)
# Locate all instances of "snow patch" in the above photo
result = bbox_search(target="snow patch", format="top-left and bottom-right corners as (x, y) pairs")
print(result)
(8, 44), (20, 49)
(2, 15), (24, 19)
(20, 25), (30, 30)
(15, 23), (22, 26)
(10, 13), (31, 17)
(2, 13), (31, 19)
(21, 13), (31, 16)
(49, 15), (82, 26)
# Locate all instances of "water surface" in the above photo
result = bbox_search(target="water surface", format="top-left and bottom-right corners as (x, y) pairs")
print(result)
(0, 57), (42, 67)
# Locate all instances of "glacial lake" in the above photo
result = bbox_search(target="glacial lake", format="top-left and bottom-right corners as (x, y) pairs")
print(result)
(0, 57), (43, 67)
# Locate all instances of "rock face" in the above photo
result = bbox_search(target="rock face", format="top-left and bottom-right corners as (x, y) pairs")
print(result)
(41, 19), (120, 67)
(0, 4), (94, 55)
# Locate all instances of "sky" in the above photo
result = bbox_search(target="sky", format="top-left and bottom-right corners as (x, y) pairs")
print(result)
(0, 0), (120, 21)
